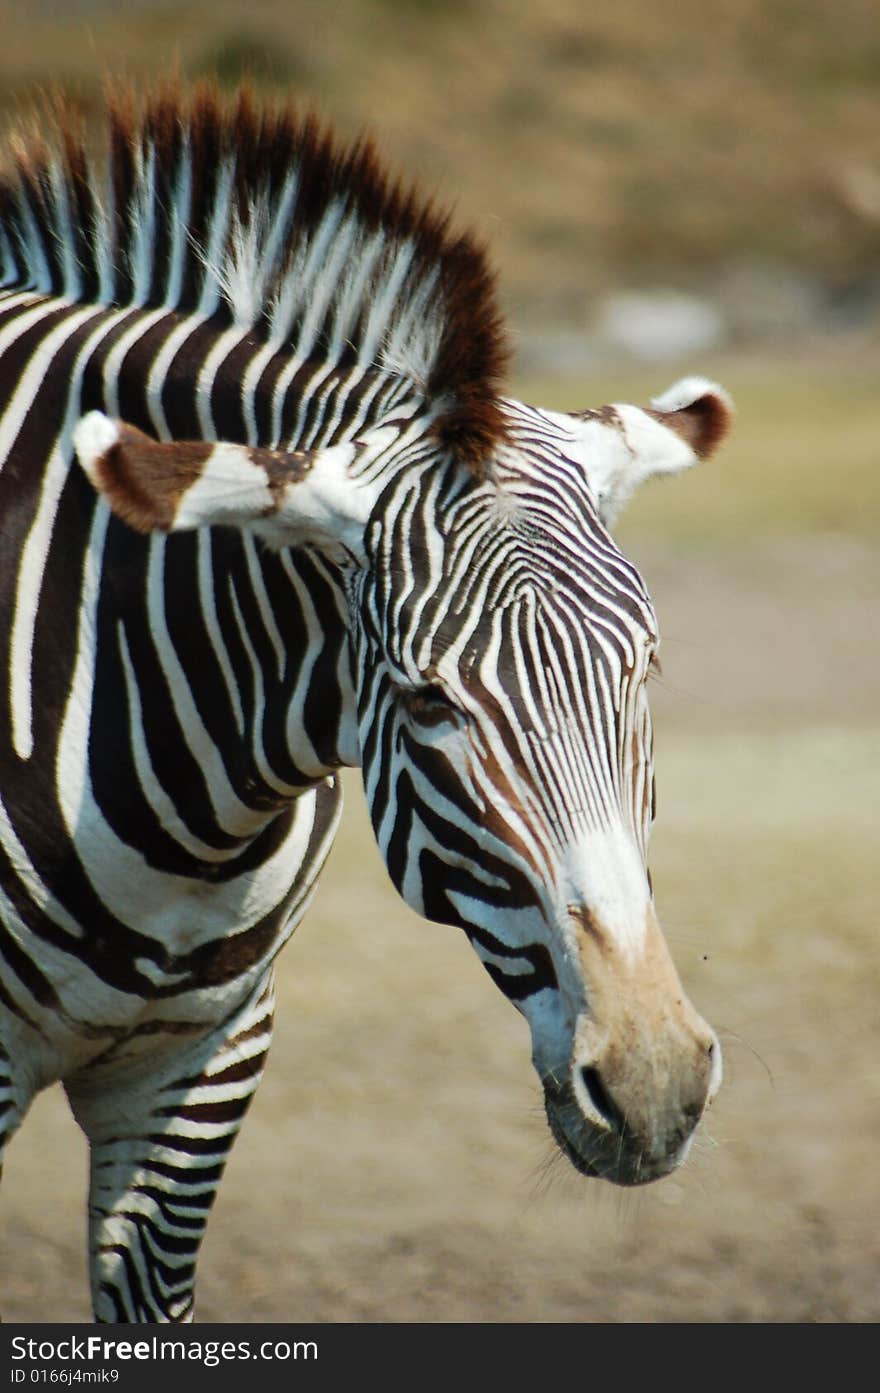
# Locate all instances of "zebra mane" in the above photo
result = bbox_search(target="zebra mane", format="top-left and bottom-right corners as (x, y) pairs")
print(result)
(0, 86), (510, 469)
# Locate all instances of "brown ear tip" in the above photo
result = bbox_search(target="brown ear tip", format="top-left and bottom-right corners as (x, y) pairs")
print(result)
(685, 387), (733, 458)
(73, 412), (175, 534)
(650, 377), (733, 460)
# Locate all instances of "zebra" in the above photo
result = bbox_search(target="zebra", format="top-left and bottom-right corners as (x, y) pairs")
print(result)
(0, 87), (730, 1322)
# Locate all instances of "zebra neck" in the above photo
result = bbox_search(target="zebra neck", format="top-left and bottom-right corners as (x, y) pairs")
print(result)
(159, 527), (360, 795)
(65, 523), (358, 873)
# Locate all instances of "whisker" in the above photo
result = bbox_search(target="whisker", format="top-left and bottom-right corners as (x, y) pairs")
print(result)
(716, 1026), (776, 1088)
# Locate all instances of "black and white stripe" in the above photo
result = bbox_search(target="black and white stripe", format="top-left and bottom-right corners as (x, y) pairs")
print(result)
(0, 90), (728, 1320)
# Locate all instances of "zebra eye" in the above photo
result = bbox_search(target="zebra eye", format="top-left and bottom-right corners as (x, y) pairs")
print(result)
(401, 684), (458, 728)
(648, 649), (662, 678)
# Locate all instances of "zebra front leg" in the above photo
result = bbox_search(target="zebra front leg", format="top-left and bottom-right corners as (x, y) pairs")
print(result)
(65, 975), (275, 1323)
(0, 1028), (33, 1188)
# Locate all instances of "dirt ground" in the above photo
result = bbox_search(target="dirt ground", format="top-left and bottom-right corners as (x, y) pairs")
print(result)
(2, 519), (877, 1325)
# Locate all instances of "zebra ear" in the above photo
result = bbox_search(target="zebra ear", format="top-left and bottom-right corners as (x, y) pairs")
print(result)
(73, 413), (375, 558)
(575, 377), (732, 526)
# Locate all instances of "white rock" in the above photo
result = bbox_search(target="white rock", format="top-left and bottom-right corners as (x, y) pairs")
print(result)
(597, 291), (726, 362)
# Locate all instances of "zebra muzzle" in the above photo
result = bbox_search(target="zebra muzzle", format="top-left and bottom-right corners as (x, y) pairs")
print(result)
(543, 908), (722, 1185)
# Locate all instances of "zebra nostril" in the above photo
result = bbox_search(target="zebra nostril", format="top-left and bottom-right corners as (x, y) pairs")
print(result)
(579, 1065), (625, 1132)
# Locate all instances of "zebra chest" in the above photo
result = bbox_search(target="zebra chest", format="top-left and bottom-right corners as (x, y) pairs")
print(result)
(67, 776), (340, 981)
(0, 776), (343, 1086)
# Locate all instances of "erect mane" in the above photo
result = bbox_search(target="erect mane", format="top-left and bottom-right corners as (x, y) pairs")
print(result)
(0, 85), (510, 470)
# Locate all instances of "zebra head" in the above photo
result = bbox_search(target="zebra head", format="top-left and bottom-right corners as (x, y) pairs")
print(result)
(351, 375), (730, 1187)
(74, 372), (729, 1187)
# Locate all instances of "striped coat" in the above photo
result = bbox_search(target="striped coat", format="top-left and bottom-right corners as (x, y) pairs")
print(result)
(0, 88), (729, 1320)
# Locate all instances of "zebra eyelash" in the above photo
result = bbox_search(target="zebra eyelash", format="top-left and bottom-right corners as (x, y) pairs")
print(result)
(398, 683), (460, 728)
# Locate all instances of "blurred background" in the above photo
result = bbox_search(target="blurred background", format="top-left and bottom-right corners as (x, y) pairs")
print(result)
(1, 0), (877, 1322)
